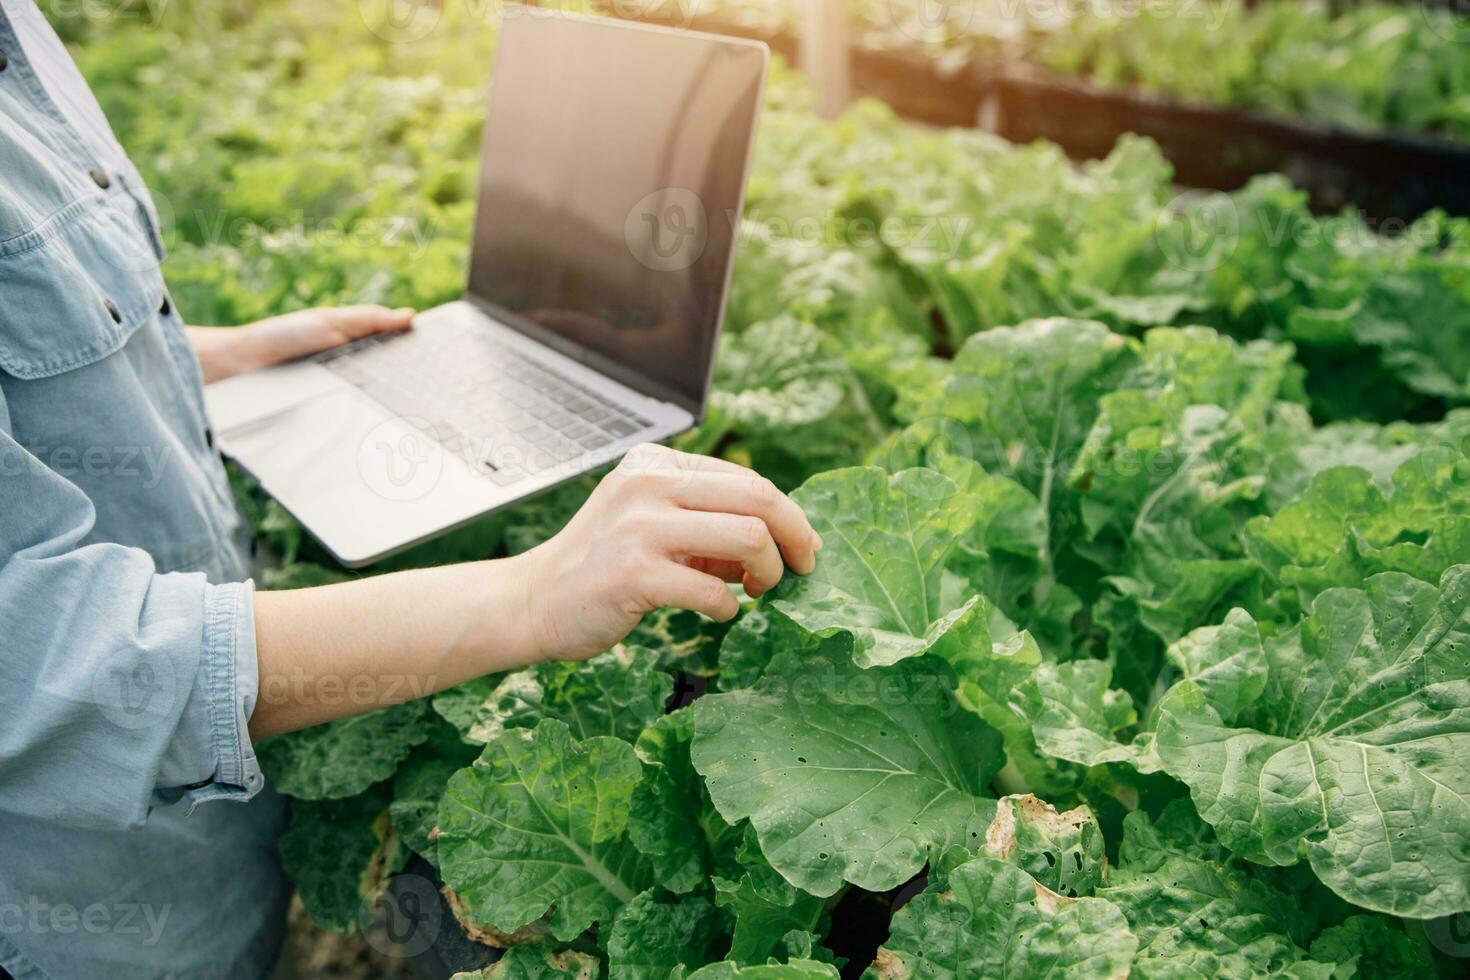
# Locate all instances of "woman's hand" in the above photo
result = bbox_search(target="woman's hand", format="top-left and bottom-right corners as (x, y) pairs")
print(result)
(188, 305), (414, 383)
(520, 443), (823, 661)
(250, 443), (819, 738)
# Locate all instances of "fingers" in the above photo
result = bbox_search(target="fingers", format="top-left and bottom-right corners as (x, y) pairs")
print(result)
(686, 556), (746, 584)
(617, 444), (823, 576)
(670, 472), (821, 575)
(620, 442), (751, 479)
(649, 563), (741, 622)
(654, 510), (784, 598)
(325, 305), (415, 340)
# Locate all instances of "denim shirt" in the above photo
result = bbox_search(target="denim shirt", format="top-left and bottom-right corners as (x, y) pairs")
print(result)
(0, 2), (289, 977)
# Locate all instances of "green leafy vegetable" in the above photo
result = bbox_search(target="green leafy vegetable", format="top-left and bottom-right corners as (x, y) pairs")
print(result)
(692, 647), (1002, 895)
(279, 785), (402, 933)
(627, 709), (739, 894)
(770, 465), (991, 667)
(259, 698), (431, 800)
(465, 646), (670, 746)
(868, 854), (1137, 979)
(437, 720), (653, 940)
(606, 890), (726, 979)
(1153, 569), (1470, 918)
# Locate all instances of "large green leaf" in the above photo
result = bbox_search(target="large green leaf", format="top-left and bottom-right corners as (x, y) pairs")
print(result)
(770, 465), (990, 667)
(716, 606), (823, 692)
(692, 647), (1003, 895)
(1015, 659), (1148, 770)
(875, 440), (1079, 656)
(466, 646), (669, 746)
(606, 890), (726, 980)
(983, 794), (1108, 899)
(1245, 447), (1470, 618)
(437, 720), (653, 939)
(866, 854), (1137, 979)
(1097, 803), (1333, 978)
(909, 318), (1134, 534)
(260, 699), (432, 800)
(1153, 569), (1470, 918)
(712, 827), (827, 967)
(627, 709), (740, 894)
(1070, 328), (1303, 693)
(1305, 915), (1432, 978)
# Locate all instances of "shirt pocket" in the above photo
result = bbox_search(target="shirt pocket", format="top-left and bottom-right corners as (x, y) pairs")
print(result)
(0, 192), (167, 380)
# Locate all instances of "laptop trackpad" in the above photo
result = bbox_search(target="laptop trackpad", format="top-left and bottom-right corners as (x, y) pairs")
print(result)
(221, 387), (494, 565)
(205, 360), (346, 431)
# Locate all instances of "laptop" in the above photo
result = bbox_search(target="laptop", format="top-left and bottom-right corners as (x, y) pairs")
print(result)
(204, 9), (768, 568)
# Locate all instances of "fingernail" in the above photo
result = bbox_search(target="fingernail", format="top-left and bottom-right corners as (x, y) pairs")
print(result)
(813, 531), (824, 551)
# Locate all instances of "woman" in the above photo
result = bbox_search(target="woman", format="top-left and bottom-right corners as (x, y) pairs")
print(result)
(0, 2), (820, 977)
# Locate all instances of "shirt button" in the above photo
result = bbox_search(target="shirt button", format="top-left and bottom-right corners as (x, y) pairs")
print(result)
(159, 296), (171, 317)
(104, 299), (122, 323)
(89, 167), (111, 190)
(0, 50), (9, 73)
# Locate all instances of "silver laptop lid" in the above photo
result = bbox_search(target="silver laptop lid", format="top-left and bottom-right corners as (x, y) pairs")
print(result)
(465, 9), (768, 417)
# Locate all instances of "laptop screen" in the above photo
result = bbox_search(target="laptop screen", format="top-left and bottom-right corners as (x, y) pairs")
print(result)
(466, 11), (767, 412)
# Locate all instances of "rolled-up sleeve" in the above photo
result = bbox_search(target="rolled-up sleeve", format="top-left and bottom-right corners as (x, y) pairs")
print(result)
(0, 387), (263, 831)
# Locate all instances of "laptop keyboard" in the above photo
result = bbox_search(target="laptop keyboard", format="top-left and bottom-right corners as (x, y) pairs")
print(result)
(318, 326), (654, 485)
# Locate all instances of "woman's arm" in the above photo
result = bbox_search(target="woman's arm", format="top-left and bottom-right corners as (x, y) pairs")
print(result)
(188, 305), (414, 383)
(248, 443), (821, 738)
